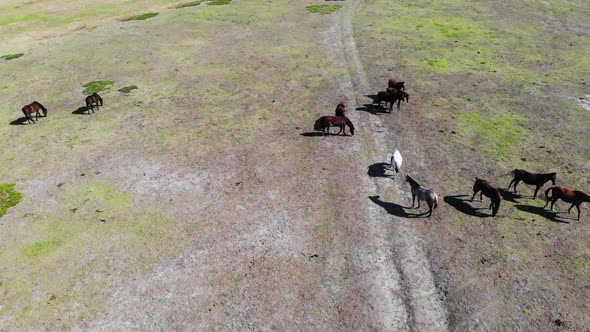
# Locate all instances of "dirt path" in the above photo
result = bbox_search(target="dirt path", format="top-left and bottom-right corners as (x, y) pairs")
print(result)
(334, 0), (449, 330)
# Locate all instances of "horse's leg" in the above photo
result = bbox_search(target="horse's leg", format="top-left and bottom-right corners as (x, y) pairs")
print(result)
(576, 204), (581, 220)
(480, 192), (483, 201)
(533, 186), (540, 199)
(427, 203), (433, 217)
(550, 198), (557, 211)
(512, 180), (521, 194)
(411, 194), (416, 208)
(508, 178), (515, 191)
(471, 190), (479, 201)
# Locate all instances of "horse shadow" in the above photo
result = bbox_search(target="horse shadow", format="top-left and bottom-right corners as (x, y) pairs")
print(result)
(72, 106), (90, 115)
(513, 204), (570, 224)
(369, 195), (426, 218)
(498, 188), (520, 203)
(10, 117), (31, 125)
(444, 194), (493, 218)
(356, 102), (388, 115)
(368, 162), (391, 178)
(300, 132), (351, 137)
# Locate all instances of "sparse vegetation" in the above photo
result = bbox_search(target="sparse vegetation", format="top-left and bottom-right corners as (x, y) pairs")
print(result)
(118, 85), (138, 93)
(1, 53), (24, 60)
(176, 0), (206, 8)
(306, 4), (342, 14)
(208, 0), (232, 5)
(82, 80), (114, 94)
(120, 12), (159, 21)
(0, 183), (22, 218)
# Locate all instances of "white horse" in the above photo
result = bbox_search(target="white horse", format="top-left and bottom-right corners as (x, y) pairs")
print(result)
(390, 149), (403, 179)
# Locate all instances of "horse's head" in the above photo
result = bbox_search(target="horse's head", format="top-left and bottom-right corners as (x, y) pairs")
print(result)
(403, 91), (409, 103)
(550, 172), (557, 185)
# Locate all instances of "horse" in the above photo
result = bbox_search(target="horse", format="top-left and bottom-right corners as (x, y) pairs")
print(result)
(85, 93), (103, 114)
(21, 101), (48, 124)
(375, 88), (409, 112)
(508, 169), (556, 199)
(388, 79), (405, 91)
(471, 178), (501, 216)
(406, 175), (438, 217)
(314, 116), (355, 136)
(390, 149), (402, 179)
(544, 186), (590, 220)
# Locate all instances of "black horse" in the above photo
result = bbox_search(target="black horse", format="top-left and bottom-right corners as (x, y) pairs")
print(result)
(472, 178), (501, 216)
(85, 93), (103, 114)
(374, 88), (409, 112)
(508, 169), (556, 199)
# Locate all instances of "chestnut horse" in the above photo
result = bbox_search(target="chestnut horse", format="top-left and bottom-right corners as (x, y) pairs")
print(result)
(544, 186), (590, 220)
(85, 93), (103, 114)
(21, 101), (48, 124)
(375, 88), (409, 112)
(314, 116), (355, 136)
(471, 178), (501, 216)
(406, 175), (438, 217)
(388, 79), (405, 91)
(508, 169), (556, 199)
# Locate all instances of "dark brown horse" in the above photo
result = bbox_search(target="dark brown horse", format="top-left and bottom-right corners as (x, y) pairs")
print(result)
(388, 79), (405, 91)
(508, 169), (556, 199)
(544, 186), (590, 220)
(471, 178), (501, 216)
(85, 93), (103, 114)
(375, 88), (409, 112)
(314, 116), (355, 136)
(21, 101), (48, 124)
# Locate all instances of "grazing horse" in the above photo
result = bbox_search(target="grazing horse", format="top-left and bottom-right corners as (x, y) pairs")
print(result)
(314, 116), (355, 136)
(471, 178), (501, 216)
(406, 175), (438, 217)
(85, 93), (103, 114)
(544, 186), (590, 220)
(375, 88), (409, 112)
(388, 79), (405, 91)
(508, 169), (556, 199)
(21, 101), (48, 124)
(390, 149), (403, 179)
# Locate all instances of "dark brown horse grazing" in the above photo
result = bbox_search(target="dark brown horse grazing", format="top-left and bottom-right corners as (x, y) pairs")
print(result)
(375, 88), (409, 112)
(471, 178), (501, 216)
(85, 93), (103, 114)
(314, 116), (355, 136)
(544, 186), (590, 220)
(508, 169), (556, 199)
(387, 79), (405, 91)
(21, 101), (48, 124)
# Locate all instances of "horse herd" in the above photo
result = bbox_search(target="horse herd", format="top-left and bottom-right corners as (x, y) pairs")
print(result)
(19, 92), (103, 124)
(312, 79), (590, 220)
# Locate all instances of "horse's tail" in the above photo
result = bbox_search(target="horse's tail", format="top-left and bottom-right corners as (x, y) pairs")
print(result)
(545, 186), (554, 202)
(433, 193), (439, 210)
(492, 190), (501, 216)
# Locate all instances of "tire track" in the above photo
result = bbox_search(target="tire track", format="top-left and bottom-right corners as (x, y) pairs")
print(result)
(334, 1), (449, 330)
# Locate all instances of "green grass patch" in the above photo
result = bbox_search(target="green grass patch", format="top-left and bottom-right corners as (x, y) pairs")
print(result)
(456, 109), (528, 161)
(82, 80), (114, 95)
(120, 12), (159, 21)
(306, 4), (342, 14)
(208, 0), (232, 5)
(118, 85), (138, 93)
(0, 183), (22, 218)
(1, 53), (24, 60)
(176, 1), (206, 8)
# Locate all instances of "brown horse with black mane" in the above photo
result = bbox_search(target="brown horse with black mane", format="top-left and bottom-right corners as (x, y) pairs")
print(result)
(508, 169), (556, 199)
(388, 79), (405, 91)
(314, 116), (355, 136)
(85, 93), (103, 114)
(544, 186), (590, 220)
(375, 88), (409, 112)
(471, 178), (501, 216)
(21, 101), (48, 124)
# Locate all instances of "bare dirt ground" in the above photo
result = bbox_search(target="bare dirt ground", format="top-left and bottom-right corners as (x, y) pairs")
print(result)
(0, 0), (589, 330)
